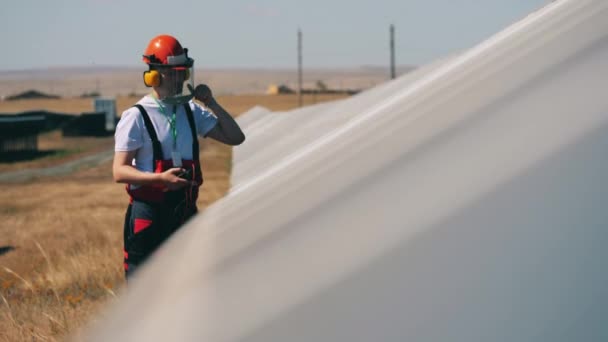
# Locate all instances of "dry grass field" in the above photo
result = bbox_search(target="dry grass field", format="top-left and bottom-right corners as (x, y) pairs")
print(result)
(0, 93), (348, 341)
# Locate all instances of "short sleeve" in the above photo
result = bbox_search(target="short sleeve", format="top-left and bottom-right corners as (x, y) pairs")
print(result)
(192, 102), (218, 137)
(114, 107), (144, 151)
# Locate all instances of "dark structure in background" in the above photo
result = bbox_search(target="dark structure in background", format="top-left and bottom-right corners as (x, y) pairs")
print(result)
(22, 111), (74, 131)
(0, 98), (117, 161)
(0, 115), (46, 155)
(0, 111), (73, 161)
(0, 92), (117, 160)
(62, 112), (113, 137)
(63, 98), (117, 137)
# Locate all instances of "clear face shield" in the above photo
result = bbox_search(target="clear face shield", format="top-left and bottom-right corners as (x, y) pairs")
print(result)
(157, 65), (194, 105)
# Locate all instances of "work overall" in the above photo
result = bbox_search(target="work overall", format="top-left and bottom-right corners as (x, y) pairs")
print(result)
(123, 103), (203, 279)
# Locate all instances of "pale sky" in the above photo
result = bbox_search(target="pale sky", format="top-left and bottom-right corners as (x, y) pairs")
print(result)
(1, 0), (549, 71)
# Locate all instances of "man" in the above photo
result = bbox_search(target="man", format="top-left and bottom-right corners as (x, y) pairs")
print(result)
(113, 34), (245, 279)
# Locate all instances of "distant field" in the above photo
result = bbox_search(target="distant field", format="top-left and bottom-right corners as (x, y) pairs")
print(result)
(0, 93), (349, 115)
(0, 66), (410, 100)
(0, 93), (349, 341)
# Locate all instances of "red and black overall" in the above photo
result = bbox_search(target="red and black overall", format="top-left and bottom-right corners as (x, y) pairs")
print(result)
(123, 103), (203, 279)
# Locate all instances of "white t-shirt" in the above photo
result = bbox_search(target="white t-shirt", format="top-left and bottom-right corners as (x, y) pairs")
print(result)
(114, 95), (218, 172)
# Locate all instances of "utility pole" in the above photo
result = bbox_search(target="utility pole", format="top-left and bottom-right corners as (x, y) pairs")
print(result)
(298, 28), (303, 107)
(390, 24), (396, 80)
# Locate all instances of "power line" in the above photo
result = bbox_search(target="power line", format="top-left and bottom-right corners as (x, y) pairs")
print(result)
(390, 24), (396, 79)
(298, 28), (303, 107)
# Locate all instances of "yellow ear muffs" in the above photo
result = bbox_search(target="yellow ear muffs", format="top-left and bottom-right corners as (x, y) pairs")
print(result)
(143, 70), (161, 87)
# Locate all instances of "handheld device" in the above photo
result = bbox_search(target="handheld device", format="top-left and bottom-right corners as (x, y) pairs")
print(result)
(178, 168), (192, 180)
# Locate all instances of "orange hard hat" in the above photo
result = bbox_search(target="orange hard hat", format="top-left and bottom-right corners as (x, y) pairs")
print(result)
(142, 34), (193, 69)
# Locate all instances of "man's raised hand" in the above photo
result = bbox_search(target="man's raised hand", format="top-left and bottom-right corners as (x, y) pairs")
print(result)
(188, 84), (214, 107)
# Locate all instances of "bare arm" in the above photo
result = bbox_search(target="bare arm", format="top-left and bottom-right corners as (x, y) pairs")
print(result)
(113, 150), (191, 190)
(189, 84), (245, 146)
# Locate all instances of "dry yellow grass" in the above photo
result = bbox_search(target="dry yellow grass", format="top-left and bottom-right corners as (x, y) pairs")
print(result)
(0, 93), (348, 341)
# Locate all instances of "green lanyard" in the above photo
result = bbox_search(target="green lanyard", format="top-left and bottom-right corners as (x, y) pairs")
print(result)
(153, 97), (178, 149)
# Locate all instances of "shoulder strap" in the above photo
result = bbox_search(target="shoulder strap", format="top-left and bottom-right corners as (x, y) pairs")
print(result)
(183, 103), (200, 163)
(133, 104), (163, 163)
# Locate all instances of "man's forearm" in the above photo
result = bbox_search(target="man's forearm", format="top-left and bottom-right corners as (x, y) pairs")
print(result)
(206, 99), (245, 144)
(113, 164), (163, 186)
